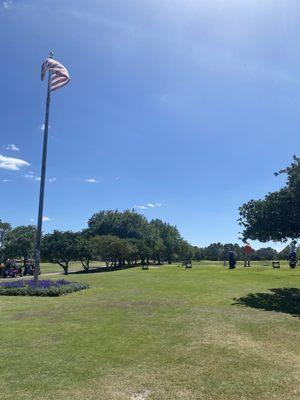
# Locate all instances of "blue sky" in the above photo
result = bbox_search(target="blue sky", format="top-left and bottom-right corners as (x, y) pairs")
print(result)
(1, 0), (300, 249)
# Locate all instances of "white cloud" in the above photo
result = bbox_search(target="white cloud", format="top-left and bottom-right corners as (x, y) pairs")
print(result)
(42, 216), (51, 222)
(24, 172), (56, 183)
(2, 179), (10, 182)
(134, 202), (162, 211)
(40, 124), (51, 131)
(6, 144), (19, 152)
(2, 1), (12, 9)
(85, 178), (97, 183)
(24, 171), (35, 179)
(134, 205), (147, 210)
(0, 154), (30, 171)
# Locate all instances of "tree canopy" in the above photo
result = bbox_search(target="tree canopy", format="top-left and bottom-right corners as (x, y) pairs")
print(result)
(88, 210), (184, 264)
(5, 225), (36, 265)
(42, 230), (78, 274)
(0, 219), (11, 264)
(239, 156), (300, 242)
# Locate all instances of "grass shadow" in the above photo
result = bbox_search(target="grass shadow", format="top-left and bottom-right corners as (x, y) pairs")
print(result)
(233, 288), (300, 318)
(69, 264), (137, 275)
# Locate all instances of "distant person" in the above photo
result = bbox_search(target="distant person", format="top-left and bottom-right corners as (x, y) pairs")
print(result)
(290, 240), (297, 253)
(243, 243), (253, 267)
(289, 242), (297, 268)
(228, 251), (236, 269)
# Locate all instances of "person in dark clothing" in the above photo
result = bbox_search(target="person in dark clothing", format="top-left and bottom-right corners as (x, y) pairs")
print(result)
(228, 251), (236, 269)
(289, 249), (297, 268)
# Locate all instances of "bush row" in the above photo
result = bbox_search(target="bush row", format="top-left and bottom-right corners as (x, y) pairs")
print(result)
(0, 279), (89, 297)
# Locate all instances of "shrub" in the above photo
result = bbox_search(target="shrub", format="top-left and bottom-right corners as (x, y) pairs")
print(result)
(0, 279), (89, 297)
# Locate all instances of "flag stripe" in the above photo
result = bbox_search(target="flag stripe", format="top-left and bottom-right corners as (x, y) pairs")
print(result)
(41, 57), (70, 91)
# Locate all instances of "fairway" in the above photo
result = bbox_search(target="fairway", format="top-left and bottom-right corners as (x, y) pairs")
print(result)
(0, 262), (299, 400)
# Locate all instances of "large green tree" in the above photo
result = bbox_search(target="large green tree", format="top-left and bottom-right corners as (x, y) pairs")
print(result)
(75, 234), (95, 271)
(151, 219), (182, 264)
(42, 230), (78, 274)
(88, 210), (149, 239)
(88, 210), (186, 265)
(239, 156), (300, 242)
(91, 235), (138, 267)
(5, 225), (36, 265)
(0, 219), (11, 264)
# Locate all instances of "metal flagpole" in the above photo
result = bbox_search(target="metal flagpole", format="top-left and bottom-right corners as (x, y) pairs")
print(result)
(33, 51), (53, 286)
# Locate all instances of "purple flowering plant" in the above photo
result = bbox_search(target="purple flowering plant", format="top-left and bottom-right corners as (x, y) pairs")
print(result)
(0, 279), (88, 297)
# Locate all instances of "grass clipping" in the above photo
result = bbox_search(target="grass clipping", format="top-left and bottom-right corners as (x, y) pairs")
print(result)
(0, 279), (89, 297)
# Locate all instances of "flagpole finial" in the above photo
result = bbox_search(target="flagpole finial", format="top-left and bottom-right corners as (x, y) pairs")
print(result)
(49, 51), (54, 58)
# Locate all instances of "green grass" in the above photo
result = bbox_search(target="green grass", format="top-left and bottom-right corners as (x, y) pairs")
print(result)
(0, 262), (299, 400)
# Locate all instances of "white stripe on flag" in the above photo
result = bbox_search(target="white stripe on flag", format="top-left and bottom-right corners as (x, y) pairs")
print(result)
(41, 58), (70, 91)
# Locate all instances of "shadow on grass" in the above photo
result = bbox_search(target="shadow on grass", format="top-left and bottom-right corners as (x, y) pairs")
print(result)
(69, 264), (137, 275)
(234, 288), (300, 318)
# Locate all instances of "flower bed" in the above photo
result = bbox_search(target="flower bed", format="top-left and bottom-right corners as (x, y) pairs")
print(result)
(0, 279), (89, 297)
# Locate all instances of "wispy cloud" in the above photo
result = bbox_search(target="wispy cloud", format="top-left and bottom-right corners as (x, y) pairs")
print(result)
(2, 1), (12, 10)
(134, 205), (147, 210)
(134, 202), (162, 211)
(2, 179), (10, 182)
(24, 172), (56, 183)
(0, 154), (30, 171)
(24, 171), (35, 179)
(42, 216), (51, 222)
(6, 144), (19, 152)
(85, 178), (97, 183)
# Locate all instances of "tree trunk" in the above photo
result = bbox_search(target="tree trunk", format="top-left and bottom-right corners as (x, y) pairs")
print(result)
(81, 259), (90, 271)
(57, 261), (69, 275)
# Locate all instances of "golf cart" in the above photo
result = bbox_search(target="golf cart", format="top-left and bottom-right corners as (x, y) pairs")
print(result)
(2, 259), (23, 278)
(23, 259), (36, 276)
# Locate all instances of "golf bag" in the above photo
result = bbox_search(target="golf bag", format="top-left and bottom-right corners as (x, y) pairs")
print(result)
(289, 250), (297, 269)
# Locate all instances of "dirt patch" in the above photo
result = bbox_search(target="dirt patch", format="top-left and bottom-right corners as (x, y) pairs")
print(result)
(13, 311), (53, 320)
(130, 389), (150, 400)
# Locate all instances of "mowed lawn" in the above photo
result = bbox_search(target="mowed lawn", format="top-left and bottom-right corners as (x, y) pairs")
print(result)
(0, 262), (299, 400)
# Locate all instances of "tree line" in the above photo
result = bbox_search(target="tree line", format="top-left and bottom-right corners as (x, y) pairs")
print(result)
(192, 242), (286, 261)
(0, 210), (193, 274)
(0, 210), (290, 276)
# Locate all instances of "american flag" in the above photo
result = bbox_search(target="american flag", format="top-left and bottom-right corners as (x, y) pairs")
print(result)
(41, 57), (70, 91)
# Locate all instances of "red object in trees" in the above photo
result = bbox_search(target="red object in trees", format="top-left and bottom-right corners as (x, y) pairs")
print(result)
(244, 245), (253, 255)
